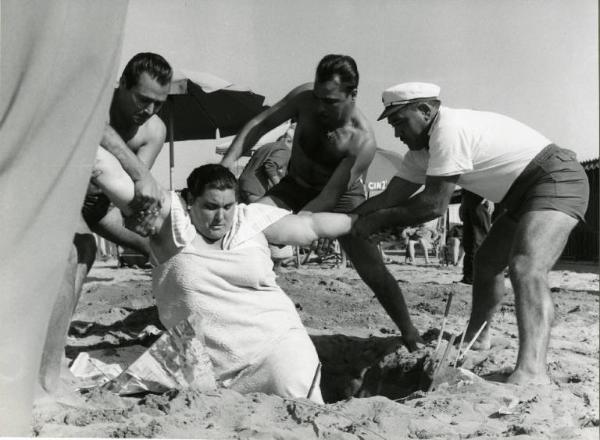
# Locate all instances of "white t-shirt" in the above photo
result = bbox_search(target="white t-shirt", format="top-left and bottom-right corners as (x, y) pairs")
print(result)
(395, 106), (551, 202)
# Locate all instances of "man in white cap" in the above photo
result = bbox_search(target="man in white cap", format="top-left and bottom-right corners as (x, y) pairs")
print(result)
(352, 82), (589, 385)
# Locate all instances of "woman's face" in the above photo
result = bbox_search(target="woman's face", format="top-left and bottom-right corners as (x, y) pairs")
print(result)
(189, 188), (237, 242)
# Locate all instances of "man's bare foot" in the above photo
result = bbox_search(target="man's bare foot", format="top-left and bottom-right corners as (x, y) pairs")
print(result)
(35, 360), (84, 409)
(506, 367), (551, 386)
(461, 328), (492, 351)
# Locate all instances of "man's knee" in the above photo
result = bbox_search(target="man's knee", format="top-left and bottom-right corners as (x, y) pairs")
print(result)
(473, 239), (508, 275)
(73, 233), (96, 272)
(508, 255), (548, 288)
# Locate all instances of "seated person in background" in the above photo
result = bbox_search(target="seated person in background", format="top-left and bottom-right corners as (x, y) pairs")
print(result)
(238, 124), (295, 266)
(237, 123), (294, 204)
(442, 223), (464, 266)
(91, 154), (358, 403)
(401, 224), (437, 264)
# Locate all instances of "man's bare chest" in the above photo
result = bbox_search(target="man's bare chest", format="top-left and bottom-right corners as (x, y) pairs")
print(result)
(295, 126), (348, 165)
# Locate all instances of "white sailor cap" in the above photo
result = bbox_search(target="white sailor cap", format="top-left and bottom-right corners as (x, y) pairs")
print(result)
(377, 82), (441, 121)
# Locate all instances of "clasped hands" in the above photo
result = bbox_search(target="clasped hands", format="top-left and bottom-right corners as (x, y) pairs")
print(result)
(123, 174), (164, 236)
(351, 214), (397, 243)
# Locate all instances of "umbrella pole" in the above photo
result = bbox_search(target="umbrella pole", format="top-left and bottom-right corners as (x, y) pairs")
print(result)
(169, 108), (175, 191)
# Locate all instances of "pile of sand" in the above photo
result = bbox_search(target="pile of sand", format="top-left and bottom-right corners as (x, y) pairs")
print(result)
(33, 258), (599, 438)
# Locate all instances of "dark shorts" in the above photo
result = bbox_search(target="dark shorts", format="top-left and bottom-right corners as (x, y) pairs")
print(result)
(264, 175), (366, 213)
(500, 144), (589, 222)
(81, 192), (111, 225)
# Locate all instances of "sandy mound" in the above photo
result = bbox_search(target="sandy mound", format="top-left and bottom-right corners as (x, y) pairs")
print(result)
(33, 257), (599, 439)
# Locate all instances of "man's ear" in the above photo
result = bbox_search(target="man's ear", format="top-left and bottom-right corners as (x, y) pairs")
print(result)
(350, 88), (358, 101)
(416, 102), (432, 120)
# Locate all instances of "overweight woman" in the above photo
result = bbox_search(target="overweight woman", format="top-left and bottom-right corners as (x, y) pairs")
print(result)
(92, 148), (358, 403)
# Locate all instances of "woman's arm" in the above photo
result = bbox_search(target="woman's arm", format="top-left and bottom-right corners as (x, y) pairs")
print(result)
(263, 212), (357, 246)
(91, 146), (171, 236)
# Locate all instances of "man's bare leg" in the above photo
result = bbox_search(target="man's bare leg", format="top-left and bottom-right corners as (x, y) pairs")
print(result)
(339, 235), (421, 351)
(419, 239), (431, 264)
(449, 237), (461, 265)
(257, 195), (420, 348)
(38, 224), (96, 394)
(506, 210), (577, 385)
(465, 213), (517, 350)
(406, 240), (416, 263)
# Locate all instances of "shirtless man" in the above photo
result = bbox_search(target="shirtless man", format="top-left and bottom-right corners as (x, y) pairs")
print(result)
(221, 54), (420, 350)
(38, 52), (172, 393)
(352, 82), (589, 385)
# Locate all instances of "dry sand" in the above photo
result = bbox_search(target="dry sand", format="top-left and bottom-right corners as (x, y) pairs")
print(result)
(33, 254), (599, 439)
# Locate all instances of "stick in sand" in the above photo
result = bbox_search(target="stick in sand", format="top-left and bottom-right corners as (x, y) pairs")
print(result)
(307, 362), (322, 399)
(428, 334), (456, 392)
(434, 291), (454, 354)
(453, 324), (468, 368)
(459, 320), (488, 362)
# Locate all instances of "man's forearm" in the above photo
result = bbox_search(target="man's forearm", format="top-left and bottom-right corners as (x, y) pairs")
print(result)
(352, 191), (387, 215)
(222, 125), (265, 166)
(364, 198), (442, 230)
(100, 126), (149, 181)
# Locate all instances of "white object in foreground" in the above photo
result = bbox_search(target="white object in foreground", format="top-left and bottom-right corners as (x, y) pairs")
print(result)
(104, 315), (216, 395)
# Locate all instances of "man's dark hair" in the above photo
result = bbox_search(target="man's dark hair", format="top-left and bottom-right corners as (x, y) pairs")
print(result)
(121, 52), (173, 89)
(186, 164), (237, 199)
(315, 54), (359, 93)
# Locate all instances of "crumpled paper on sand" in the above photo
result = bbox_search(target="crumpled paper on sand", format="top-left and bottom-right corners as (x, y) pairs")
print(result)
(104, 314), (216, 395)
(69, 352), (123, 389)
(70, 315), (217, 395)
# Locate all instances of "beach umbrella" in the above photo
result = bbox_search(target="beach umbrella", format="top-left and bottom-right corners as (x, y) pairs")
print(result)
(157, 70), (268, 189)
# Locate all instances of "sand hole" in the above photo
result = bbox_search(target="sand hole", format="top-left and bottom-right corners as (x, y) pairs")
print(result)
(312, 334), (433, 403)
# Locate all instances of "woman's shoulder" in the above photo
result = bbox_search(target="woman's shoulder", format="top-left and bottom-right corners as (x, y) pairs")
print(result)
(223, 202), (291, 249)
(236, 202), (291, 225)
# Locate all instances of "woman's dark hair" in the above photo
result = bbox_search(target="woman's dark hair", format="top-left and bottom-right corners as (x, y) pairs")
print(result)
(121, 52), (173, 89)
(315, 54), (359, 93)
(186, 164), (237, 199)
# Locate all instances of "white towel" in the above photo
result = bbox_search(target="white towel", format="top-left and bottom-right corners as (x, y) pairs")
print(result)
(151, 194), (304, 378)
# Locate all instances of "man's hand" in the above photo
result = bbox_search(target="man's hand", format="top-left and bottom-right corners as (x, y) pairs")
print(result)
(402, 327), (425, 352)
(312, 238), (335, 257)
(129, 172), (163, 213)
(352, 215), (397, 243)
(124, 206), (161, 237)
(125, 173), (165, 236)
(351, 215), (377, 240)
(482, 199), (494, 216)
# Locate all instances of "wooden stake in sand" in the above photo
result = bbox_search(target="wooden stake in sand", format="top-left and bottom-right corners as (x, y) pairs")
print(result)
(453, 324), (468, 368)
(434, 291), (454, 354)
(458, 320), (487, 362)
(307, 362), (322, 400)
(428, 334), (456, 392)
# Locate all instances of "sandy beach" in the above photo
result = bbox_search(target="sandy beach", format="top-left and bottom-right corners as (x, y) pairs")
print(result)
(33, 255), (599, 439)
